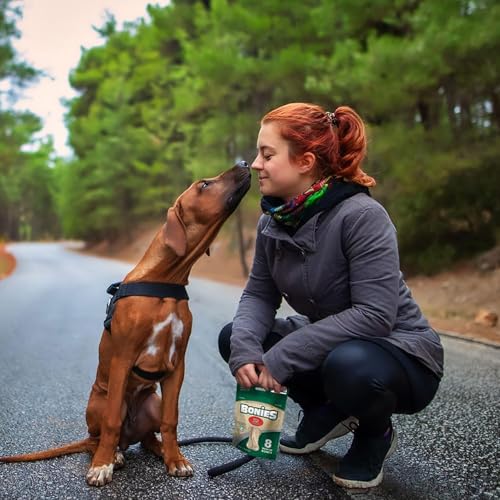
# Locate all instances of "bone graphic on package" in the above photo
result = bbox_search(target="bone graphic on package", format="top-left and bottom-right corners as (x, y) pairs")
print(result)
(247, 416), (264, 451)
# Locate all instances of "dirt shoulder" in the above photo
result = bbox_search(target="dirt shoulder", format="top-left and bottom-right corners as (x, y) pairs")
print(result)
(82, 230), (500, 347)
(0, 244), (16, 280)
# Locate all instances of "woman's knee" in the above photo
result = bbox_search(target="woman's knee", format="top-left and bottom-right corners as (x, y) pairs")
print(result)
(218, 322), (233, 363)
(322, 340), (374, 381)
(321, 340), (398, 406)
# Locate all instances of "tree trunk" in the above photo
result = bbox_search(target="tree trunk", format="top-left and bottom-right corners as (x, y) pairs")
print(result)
(443, 78), (458, 136)
(490, 91), (500, 128)
(417, 99), (431, 130)
(460, 97), (472, 129)
(234, 207), (249, 278)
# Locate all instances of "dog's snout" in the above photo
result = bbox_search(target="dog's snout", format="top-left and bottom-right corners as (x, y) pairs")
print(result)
(236, 160), (248, 168)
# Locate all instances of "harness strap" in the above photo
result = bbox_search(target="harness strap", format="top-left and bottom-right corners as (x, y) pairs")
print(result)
(107, 281), (189, 301)
(104, 281), (189, 333)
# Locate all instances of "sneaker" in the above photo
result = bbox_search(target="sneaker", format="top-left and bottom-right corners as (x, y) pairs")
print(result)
(332, 422), (398, 489)
(280, 403), (358, 455)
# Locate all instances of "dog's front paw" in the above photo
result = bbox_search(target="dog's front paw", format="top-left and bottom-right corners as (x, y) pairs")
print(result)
(166, 455), (194, 477)
(86, 464), (114, 486)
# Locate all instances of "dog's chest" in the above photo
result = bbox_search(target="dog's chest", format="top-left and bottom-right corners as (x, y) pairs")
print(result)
(135, 311), (185, 376)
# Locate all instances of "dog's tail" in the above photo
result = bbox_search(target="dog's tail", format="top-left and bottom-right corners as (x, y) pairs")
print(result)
(0, 438), (96, 463)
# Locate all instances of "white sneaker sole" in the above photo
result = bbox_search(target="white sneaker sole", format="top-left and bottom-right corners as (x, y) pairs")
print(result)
(332, 428), (398, 489)
(280, 416), (359, 455)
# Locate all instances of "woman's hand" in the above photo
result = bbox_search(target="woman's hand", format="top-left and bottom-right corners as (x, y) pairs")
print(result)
(236, 363), (285, 393)
(235, 364), (260, 388)
(256, 364), (285, 393)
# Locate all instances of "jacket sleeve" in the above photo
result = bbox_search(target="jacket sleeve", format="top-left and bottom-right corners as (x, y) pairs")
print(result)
(228, 216), (283, 375)
(262, 205), (400, 384)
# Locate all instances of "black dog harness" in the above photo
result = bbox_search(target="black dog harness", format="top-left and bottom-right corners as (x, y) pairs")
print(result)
(103, 281), (189, 381)
(104, 281), (189, 332)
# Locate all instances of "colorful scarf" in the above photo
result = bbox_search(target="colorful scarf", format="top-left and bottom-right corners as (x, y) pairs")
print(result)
(261, 176), (334, 228)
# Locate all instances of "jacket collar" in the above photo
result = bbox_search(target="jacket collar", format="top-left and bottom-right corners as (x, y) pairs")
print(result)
(262, 212), (321, 252)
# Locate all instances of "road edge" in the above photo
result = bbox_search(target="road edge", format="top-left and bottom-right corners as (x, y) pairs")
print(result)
(436, 329), (499, 349)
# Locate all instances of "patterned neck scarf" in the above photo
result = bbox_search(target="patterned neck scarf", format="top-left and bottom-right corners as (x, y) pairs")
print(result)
(261, 176), (333, 228)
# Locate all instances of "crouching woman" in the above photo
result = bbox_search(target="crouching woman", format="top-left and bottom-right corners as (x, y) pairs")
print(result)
(218, 102), (443, 489)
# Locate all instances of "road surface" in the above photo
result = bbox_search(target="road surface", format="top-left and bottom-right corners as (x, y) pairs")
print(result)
(0, 243), (498, 499)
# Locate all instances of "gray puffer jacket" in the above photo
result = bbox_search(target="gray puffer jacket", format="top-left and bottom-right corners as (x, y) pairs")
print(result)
(229, 193), (444, 384)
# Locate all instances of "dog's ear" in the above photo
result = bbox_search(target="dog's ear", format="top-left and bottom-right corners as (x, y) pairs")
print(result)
(162, 206), (187, 257)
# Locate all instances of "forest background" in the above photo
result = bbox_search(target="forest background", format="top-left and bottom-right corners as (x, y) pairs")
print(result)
(0, 0), (499, 276)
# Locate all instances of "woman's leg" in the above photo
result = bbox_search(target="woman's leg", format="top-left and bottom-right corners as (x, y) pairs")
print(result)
(322, 339), (438, 433)
(217, 322), (235, 364)
(322, 339), (439, 488)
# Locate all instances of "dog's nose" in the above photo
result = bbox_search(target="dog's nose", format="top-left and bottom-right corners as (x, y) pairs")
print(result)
(236, 160), (248, 168)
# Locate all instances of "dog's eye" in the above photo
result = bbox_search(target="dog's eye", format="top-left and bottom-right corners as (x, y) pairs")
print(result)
(200, 180), (211, 190)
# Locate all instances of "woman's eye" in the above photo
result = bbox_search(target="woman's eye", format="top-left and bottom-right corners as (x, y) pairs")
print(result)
(264, 155), (272, 161)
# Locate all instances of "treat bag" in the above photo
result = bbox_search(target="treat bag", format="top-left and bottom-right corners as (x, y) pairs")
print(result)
(233, 385), (288, 459)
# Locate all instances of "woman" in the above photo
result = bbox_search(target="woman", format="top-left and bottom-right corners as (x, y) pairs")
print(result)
(218, 103), (443, 489)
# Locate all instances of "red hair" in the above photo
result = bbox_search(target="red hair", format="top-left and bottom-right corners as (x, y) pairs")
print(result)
(261, 103), (376, 187)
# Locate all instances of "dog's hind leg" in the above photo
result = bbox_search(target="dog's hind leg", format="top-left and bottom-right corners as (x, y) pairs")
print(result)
(141, 432), (163, 457)
(114, 450), (126, 470)
(135, 392), (163, 458)
(120, 391), (161, 451)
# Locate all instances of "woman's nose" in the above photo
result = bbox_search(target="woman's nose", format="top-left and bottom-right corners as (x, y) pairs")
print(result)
(251, 155), (262, 170)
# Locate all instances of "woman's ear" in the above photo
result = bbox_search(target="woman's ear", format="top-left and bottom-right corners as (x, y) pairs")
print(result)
(298, 152), (316, 173)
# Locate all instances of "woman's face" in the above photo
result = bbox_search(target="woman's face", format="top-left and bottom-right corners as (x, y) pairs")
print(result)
(252, 122), (315, 201)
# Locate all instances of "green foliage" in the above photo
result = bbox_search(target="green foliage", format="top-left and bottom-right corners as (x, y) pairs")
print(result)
(306, 0), (500, 273)
(388, 139), (500, 274)
(61, 7), (194, 241)
(0, 1), (56, 240)
(56, 0), (499, 273)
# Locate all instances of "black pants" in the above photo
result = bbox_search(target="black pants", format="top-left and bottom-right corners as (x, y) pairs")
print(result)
(218, 323), (440, 436)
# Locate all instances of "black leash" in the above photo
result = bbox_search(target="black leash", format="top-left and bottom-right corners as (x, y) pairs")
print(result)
(178, 420), (360, 477)
(178, 437), (255, 477)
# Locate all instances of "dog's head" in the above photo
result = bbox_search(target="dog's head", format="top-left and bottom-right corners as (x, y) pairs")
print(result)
(162, 161), (251, 257)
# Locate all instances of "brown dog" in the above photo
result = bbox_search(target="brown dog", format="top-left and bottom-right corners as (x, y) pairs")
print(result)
(0, 162), (251, 486)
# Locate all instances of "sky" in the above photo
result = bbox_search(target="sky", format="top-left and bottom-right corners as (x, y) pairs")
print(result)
(12, 0), (169, 158)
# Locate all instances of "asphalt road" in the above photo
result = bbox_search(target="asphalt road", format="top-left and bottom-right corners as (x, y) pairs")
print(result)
(0, 242), (498, 500)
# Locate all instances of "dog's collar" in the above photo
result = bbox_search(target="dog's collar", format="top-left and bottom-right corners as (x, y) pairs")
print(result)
(131, 366), (167, 381)
(106, 281), (189, 301)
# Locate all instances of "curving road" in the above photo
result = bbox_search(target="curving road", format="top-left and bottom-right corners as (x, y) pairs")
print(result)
(0, 242), (498, 500)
